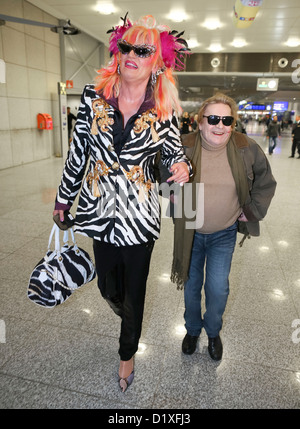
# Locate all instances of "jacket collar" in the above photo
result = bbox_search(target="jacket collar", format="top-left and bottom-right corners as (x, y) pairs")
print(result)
(232, 130), (249, 148)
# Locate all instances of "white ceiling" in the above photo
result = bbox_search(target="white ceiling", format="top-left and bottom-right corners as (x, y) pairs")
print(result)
(26, 0), (300, 53)
(24, 0), (300, 106)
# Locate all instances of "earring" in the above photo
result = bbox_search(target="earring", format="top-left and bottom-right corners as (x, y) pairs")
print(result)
(117, 64), (120, 75)
(151, 67), (166, 86)
(151, 72), (157, 85)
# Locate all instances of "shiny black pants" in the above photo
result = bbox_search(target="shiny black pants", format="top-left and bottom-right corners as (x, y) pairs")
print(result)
(93, 239), (154, 361)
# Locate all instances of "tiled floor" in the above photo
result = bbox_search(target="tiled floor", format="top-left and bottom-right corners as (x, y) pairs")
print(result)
(0, 122), (299, 409)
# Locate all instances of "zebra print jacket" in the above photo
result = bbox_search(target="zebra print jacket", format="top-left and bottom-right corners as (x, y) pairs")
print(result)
(56, 84), (191, 246)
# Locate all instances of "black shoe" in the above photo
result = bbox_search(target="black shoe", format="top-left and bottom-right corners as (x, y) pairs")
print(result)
(208, 335), (223, 361)
(182, 333), (199, 355)
(288, 155), (294, 158)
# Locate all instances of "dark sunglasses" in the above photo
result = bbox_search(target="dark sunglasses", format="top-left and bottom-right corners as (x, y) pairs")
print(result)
(117, 39), (157, 58)
(203, 115), (234, 126)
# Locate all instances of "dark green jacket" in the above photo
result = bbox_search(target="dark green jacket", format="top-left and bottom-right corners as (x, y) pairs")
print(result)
(171, 130), (277, 289)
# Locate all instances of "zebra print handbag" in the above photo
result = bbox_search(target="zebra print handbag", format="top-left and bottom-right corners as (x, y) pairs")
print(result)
(27, 224), (96, 308)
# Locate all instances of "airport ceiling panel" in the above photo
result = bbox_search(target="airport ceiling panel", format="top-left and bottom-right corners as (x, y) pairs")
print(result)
(24, 0), (300, 104)
(26, 0), (300, 53)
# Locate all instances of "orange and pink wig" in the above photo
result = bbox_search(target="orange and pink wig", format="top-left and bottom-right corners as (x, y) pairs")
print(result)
(95, 15), (190, 121)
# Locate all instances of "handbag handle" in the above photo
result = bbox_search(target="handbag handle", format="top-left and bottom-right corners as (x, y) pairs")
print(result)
(48, 224), (77, 253)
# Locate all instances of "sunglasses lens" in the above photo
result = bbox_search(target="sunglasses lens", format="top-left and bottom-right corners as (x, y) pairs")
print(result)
(118, 42), (131, 54)
(222, 116), (234, 126)
(207, 115), (219, 125)
(134, 47), (153, 58)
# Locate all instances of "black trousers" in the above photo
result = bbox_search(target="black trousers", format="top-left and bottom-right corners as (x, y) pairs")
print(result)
(93, 239), (154, 361)
(291, 138), (300, 157)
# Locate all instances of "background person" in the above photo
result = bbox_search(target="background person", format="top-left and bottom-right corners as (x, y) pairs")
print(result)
(267, 115), (281, 154)
(181, 111), (191, 134)
(191, 114), (199, 131)
(289, 120), (300, 158)
(67, 106), (77, 143)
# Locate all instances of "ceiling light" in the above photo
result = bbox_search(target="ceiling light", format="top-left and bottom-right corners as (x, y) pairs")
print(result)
(285, 38), (300, 47)
(187, 38), (199, 49)
(203, 19), (221, 30)
(208, 43), (223, 53)
(95, 2), (116, 15)
(168, 10), (188, 22)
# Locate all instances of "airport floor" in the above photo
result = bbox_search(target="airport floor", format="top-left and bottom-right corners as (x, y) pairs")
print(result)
(0, 122), (299, 410)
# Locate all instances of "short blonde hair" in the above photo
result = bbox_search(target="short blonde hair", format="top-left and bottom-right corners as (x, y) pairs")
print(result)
(198, 93), (238, 129)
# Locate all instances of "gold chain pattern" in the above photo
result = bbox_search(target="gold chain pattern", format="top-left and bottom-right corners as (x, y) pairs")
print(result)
(86, 162), (153, 202)
(86, 160), (111, 197)
(91, 99), (159, 143)
(89, 100), (157, 199)
(91, 99), (114, 135)
(125, 166), (153, 203)
(133, 108), (159, 142)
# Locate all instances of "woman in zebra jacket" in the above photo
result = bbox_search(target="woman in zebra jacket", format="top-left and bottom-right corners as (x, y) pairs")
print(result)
(53, 14), (191, 392)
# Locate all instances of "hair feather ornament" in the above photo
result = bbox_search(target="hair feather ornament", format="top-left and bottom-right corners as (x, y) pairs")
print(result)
(107, 12), (133, 56)
(107, 13), (190, 70)
(160, 30), (190, 70)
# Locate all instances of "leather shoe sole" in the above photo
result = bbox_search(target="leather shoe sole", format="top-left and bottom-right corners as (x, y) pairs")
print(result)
(208, 335), (223, 361)
(182, 333), (199, 355)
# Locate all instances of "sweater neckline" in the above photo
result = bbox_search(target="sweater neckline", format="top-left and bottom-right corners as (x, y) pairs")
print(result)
(200, 132), (230, 152)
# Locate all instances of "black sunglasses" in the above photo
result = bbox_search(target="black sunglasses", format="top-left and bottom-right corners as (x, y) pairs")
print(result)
(203, 115), (234, 126)
(117, 39), (157, 58)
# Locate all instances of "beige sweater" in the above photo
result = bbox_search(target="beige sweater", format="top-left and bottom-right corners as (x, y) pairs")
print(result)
(196, 135), (241, 233)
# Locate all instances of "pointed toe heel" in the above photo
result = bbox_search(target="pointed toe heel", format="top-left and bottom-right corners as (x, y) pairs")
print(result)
(119, 370), (134, 393)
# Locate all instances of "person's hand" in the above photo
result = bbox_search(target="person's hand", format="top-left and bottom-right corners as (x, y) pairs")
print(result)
(238, 212), (248, 222)
(53, 209), (64, 222)
(167, 162), (189, 185)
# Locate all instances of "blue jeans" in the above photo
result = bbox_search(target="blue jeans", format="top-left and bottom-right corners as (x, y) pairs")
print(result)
(184, 222), (237, 338)
(269, 136), (277, 154)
